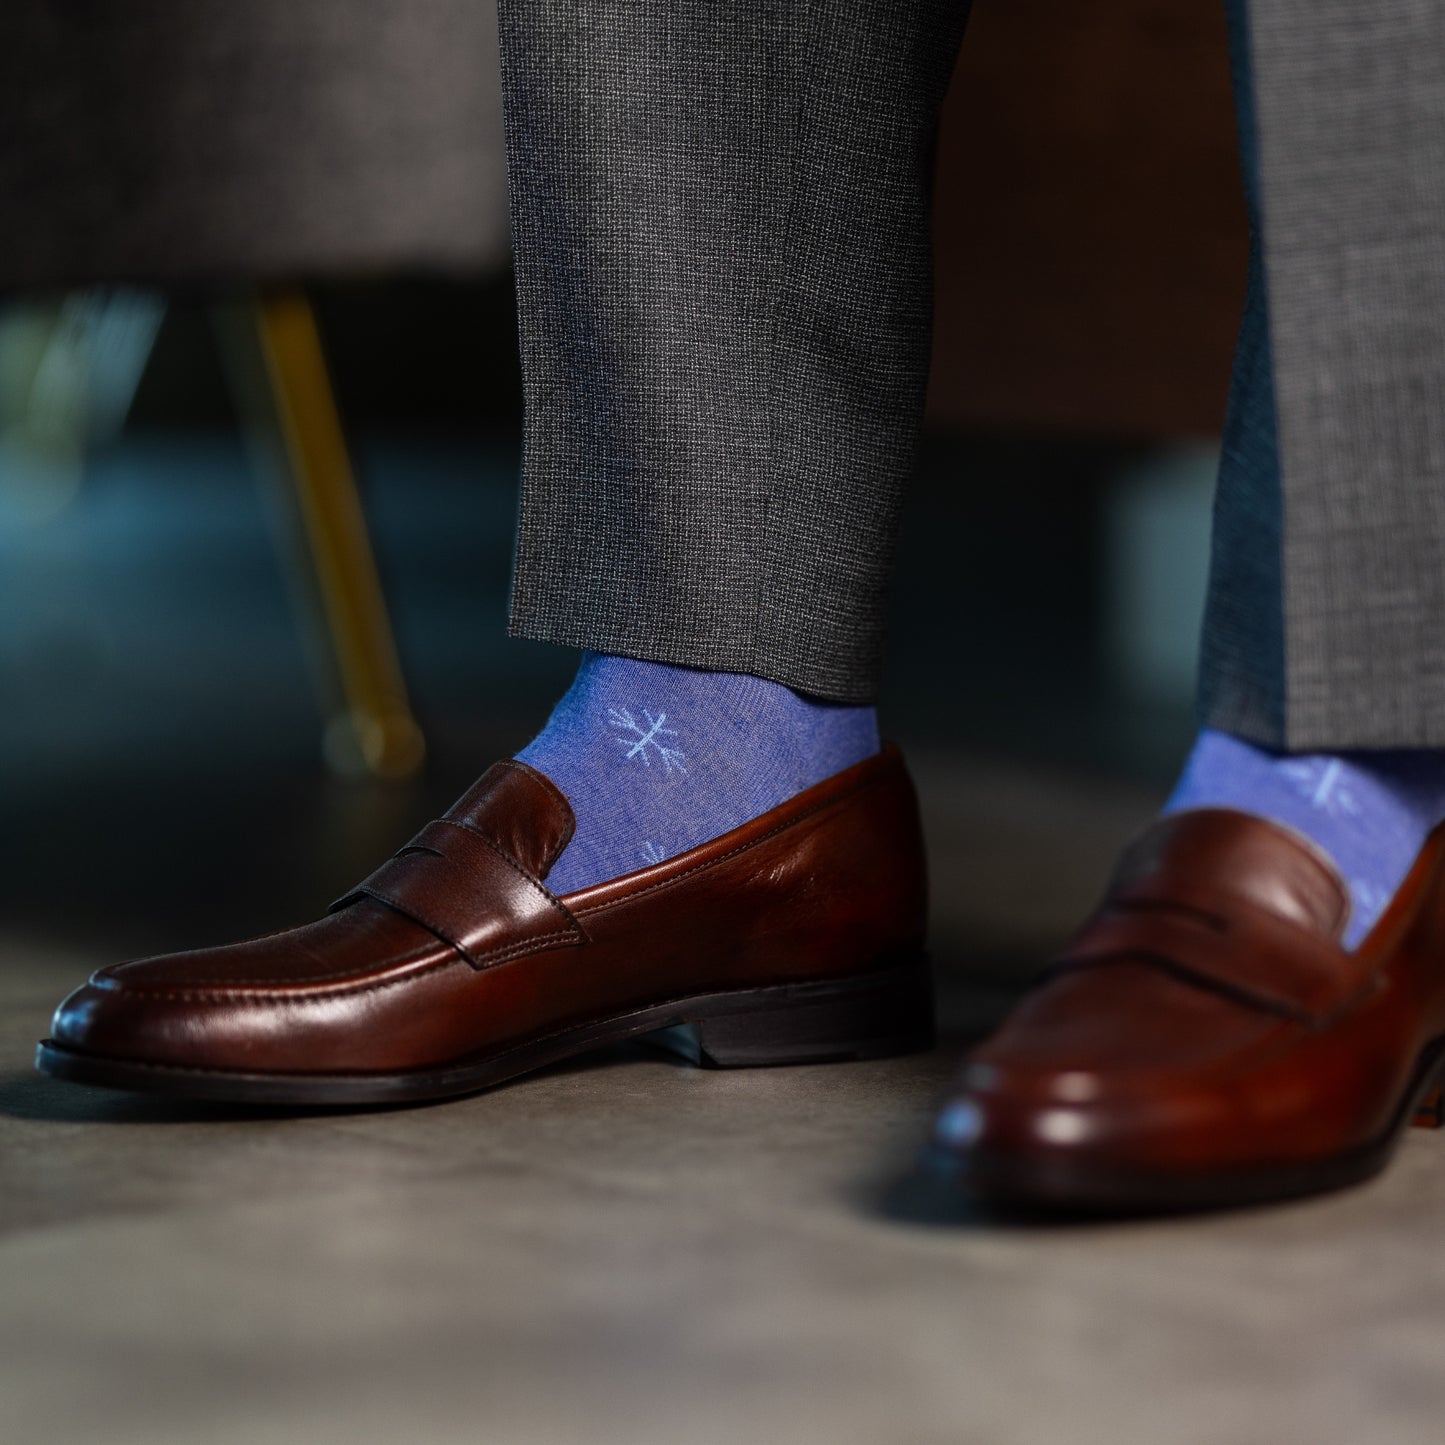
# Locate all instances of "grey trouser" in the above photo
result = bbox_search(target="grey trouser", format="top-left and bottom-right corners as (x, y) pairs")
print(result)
(500, 0), (1445, 748)
(1205, 1), (1445, 750)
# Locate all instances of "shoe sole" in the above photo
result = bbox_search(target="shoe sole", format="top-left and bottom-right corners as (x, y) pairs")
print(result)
(916, 1034), (1445, 1216)
(34, 957), (934, 1108)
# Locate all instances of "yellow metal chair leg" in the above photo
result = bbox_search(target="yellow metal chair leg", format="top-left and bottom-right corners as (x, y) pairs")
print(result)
(222, 291), (425, 781)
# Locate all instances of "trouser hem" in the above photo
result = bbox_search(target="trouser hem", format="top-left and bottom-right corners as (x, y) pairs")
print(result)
(505, 612), (880, 705)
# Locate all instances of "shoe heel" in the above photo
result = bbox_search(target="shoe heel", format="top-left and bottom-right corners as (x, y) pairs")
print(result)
(645, 956), (935, 1069)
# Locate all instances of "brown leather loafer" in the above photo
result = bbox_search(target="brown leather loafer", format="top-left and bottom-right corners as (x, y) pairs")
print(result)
(36, 747), (933, 1105)
(927, 808), (1445, 1212)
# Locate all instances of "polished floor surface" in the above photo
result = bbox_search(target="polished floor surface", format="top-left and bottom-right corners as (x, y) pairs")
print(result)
(8, 747), (1445, 1445)
(5, 433), (1445, 1444)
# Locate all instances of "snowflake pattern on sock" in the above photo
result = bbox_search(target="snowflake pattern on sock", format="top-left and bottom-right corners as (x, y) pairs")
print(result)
(1281, 758), (1362, 818)
(1167, 729), (1445, 950)
(517, 653), (879, 895)
(608, 706), (686, 775)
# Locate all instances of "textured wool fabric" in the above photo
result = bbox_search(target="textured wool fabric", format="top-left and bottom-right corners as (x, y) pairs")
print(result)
(497, 0), (970, 704)
(516, 653), (880, 894)
(499, 0), (1445, 735)
(1201, 0), (1445, 748)
(1165, 729), (1445, 947)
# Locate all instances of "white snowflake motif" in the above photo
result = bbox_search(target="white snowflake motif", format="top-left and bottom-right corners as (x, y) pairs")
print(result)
(1350, 879), (1389, 932)
(1281, 758), (1362, 818)
(641, 841), (667, 865)
(608, 706), (687, 775)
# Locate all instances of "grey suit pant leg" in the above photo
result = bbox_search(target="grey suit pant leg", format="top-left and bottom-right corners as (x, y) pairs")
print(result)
(1202, 0), (1445, 750)
(497, 0), (969, 703)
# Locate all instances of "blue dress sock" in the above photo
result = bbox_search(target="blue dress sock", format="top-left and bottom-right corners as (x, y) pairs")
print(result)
(1165, 729), (1445, 947)
(516, 653), (880, 894)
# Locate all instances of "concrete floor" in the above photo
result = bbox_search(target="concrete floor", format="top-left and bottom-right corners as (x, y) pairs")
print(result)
(6, 751), (1445, 1445)
(6, 433), (1445, 1443)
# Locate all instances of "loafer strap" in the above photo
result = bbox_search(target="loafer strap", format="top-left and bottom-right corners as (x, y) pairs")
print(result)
(332, 818), (584, 969)
(1048, 900), (1371, 1023)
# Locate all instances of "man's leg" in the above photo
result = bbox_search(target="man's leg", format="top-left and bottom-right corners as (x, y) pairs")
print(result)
(1204, 0), (1445, 751)
(37, 1), (969, 1102)
(497, 0), (968, 891)
(928, 0), (1445, 1210)
(1168, 0), (1445, 947)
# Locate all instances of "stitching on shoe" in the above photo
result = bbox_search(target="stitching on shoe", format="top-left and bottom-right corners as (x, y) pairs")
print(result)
(106, 816), (590, 992)
(93, 927), (584, 1003)
(429, 817), (584, 941)
(49, 971), (852, 1080)
(102, 759), (892, 995)
(477, 758), (577, 872)
(568, 765), (888, 916)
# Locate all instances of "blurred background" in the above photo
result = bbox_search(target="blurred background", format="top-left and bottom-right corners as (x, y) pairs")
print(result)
(0, 0), (1243, 961)
(10, 7), (1384, 1445)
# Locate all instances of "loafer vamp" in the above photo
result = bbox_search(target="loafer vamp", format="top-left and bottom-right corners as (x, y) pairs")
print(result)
(51, 905), (474, 1074)
(941, 960), (1314, 1171)
(932, 809), (1445, 1203)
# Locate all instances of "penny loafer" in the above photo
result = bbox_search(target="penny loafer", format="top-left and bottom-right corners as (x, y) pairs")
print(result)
(36, 746), (933, 1105)
(927, 808), (1445, 1212)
